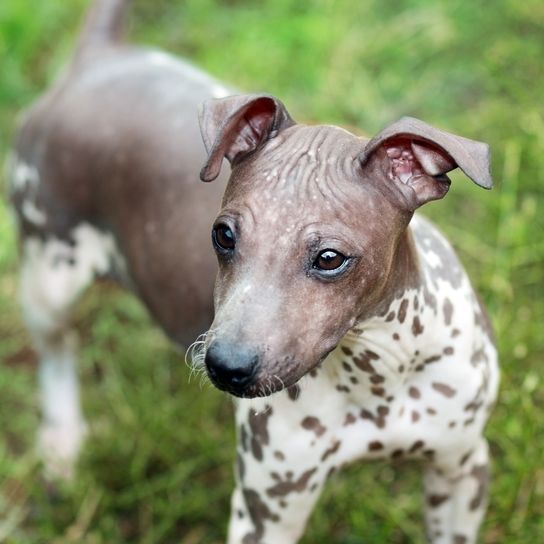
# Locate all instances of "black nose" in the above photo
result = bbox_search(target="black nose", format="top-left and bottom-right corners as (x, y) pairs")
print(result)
(205, 341), (259, 393)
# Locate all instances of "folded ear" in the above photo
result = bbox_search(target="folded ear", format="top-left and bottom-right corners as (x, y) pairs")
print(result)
(198, 94), (295, 182)
(359, 117), (493, 209)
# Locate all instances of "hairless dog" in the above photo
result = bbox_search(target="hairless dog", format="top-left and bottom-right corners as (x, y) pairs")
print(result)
(9, 1), (498, 542)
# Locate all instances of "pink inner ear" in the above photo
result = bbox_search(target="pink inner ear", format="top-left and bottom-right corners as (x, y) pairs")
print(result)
(385, 138), (456, 184)
(385, 140), (424, 184)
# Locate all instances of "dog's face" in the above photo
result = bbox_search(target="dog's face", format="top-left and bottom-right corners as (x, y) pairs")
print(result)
(198, 95), (492, 397)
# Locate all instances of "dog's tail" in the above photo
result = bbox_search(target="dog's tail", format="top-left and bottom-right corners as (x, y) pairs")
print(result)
(73, 0), (130, 63)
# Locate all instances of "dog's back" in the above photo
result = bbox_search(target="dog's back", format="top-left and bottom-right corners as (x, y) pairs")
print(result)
(9, 0), (230, 345)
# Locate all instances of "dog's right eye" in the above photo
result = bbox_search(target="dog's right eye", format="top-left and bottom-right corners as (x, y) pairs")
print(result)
(212, 224), (236, 252)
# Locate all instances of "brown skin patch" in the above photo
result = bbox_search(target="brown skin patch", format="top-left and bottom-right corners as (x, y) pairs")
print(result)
(266, 468), (318, 498)
(368, 441), (384, 451)
(453, 535), (468, 544)
(432, 382), (457, 398)
(398, 298), (409, 323)
(343, 413), (357, 426)
(427, 494), (450, 508)
(242, 488), (280, 544)
(409, 386), (421, 399)
(301, 416), (327, 437)
(443, 297), (454, 325)
(469, 464), (489, 511)
(248, 407), (273, 461)
(412, 315), (424, 336)
(287, 384), (300, 401)
(321, 440), (341, 461)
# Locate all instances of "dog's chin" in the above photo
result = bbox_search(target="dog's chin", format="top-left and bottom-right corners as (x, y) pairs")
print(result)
(207, 374), (296, 399)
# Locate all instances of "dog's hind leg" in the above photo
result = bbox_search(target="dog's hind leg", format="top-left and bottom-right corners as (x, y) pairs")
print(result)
(19, 226), (114, 479)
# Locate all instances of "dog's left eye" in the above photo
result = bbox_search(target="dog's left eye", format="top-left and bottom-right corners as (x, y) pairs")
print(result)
(313, 249), (347, 272)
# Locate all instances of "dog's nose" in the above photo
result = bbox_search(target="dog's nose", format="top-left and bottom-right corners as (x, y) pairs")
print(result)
(205, 341), (259, 393)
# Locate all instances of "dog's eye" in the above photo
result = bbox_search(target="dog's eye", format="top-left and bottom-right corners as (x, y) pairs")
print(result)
(313, 249), (347, 272)
(212, 224), (236, 252)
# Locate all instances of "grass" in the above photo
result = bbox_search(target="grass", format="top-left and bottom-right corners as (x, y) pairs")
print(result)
(1, 0), (543, 542)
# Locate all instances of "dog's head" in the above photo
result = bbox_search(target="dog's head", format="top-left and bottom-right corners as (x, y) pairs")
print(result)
(198, 94), (492, 397)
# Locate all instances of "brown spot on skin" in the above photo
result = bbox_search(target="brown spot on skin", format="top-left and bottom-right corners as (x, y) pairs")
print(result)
(287, 384), (300, 401)
(242, 488), (280, 544)
(321, 440), (341, 461)
(368, 441), (384, 451)
(341, 346), (353, 356)
(386, 311), (395, 322)
(471, 348), (488, 366)
(237, 453), (246, 480)
(411, 410), (420, 423)
(349, 376), (359, 385)
(398, 364), (405, 372)
(371, 386), (385, 397)
(248, 407), (273, 461)
(427, 494), (450, 508)
(412, 316), (424, 336)
(409, 440), (424, 453)
(423, 449), (435, 459)
(377, 405), (389, 417)
(426, 407), (437, 415)
(370, 374), (385, 384)
(459, 450), (473, 466)
(342, 361), (353, 372)
(415, 364), (424, 372)
(432, 382), (456, 398)
(424, 355), (441, 364)
(336, 384), (350, 393)
(451, 328), (461, 337)
(391, 449), (403, 459)
(443, 346), (454, 355)
(301, 416), (326, 437)
(398, 298), (409, 323)
(464, 417), (475, 426)
(393, 333), (400, 341)
(413, 295), (419, 311)
(449, 421), (456, 428)
(469, 464), (489, 511)
(240, 424), (249, 452)
(343, 412), (356, 426)
(274, 451), (285, 462)
(266, 467), (318, 498)
(360, 409), (374, 421)
(454, 535), (468, 544)
(326, 466), (337, 479)
(409, 386), (421, 399)
(443, 297), (454, 326)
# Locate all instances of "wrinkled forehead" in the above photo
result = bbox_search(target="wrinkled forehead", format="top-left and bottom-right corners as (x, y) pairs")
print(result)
(223, 125), (370, 211)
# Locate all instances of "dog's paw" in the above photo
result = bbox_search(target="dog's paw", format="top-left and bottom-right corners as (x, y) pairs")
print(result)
(37, 420), (88, 480)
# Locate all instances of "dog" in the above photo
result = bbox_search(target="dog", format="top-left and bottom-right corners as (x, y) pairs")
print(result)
(197, 97), (499, 542)
(8, 0), (499, 542)
(8, 0), (231, 477)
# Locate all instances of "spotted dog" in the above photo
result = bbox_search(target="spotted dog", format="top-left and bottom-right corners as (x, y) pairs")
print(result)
(198, 96), (499, 543)
(7, 0), (231, 477)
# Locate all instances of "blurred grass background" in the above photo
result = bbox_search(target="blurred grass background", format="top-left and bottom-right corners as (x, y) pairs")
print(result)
(0, 0), (543, 542)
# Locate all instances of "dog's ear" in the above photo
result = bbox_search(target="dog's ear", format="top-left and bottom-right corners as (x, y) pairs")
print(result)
(359, 117), (493, 209)
(199, 94), (295, 182)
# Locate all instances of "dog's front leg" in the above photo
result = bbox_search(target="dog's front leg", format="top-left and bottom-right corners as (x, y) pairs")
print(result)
(423, 438), (490, 544)
(227, 395), (338, 544)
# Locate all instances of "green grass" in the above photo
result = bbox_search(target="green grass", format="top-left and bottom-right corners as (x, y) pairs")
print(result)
(1, 0), (543, 542)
